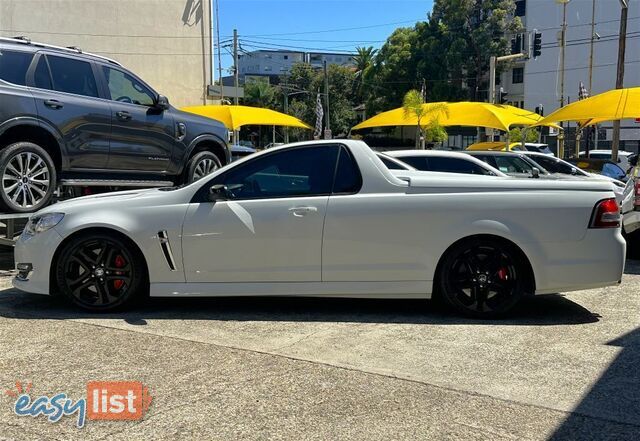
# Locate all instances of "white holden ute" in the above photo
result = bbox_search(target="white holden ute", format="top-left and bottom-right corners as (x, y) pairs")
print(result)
(14, 140), (626, 318)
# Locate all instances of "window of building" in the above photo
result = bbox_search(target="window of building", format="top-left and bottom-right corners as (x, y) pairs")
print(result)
(264, 66), (272, 72)
(47, 55), (98, 98)
(512, 67), (524, 84)
(0, 49), (33, 86)
(283, 55), (288, 60)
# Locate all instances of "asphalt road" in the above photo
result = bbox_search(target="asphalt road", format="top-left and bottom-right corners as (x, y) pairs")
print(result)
(0, 259), (639, 440)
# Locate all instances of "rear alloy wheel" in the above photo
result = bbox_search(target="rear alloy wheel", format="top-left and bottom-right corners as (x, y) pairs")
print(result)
(439, 239), (526, 318)
(187, 151), (222, 183)
(55, 234), (147, 312)
(0, 142), (56, 212)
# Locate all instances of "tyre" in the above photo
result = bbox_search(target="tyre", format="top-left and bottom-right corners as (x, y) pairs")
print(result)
(0, 142), (56, 212)
(438, 238), (528, 318)
(54, 233), (147, 312)
(186, 151), (222, 183)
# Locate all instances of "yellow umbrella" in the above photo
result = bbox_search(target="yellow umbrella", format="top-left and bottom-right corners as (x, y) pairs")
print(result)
(181, 105), (312, 130)
(537, 87), (640, 127)
(352, 102), (547, 132)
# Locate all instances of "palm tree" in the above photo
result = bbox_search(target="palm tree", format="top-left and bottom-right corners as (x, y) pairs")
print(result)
(353, 46), (377, 101)
(243, 80), (276, 108)
(402, 89), (449, 149)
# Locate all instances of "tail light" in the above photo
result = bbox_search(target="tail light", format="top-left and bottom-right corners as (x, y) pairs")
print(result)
(634, 181), (640, 211)
(589, 198), (621, 228)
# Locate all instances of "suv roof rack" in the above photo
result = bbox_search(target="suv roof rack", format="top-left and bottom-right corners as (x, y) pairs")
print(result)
(0, 36), (121, 66)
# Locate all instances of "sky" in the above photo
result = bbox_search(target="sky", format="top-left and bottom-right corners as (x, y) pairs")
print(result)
(215, 0), (434, 79)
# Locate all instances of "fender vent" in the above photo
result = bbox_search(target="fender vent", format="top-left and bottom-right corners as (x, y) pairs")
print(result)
(158, 230), (177, 271)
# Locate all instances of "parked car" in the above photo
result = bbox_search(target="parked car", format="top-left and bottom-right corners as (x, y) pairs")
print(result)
(622, 155), (640, 256)
(463, 151), (554, 179)
(385, 150), (506, 176)
(375, 152), (416, 171)
(14, 140), (625, 318)
(465, 142), (554, 156)
(521, 151), (625, 202)
(567, 158), (628, 183)
(579, 150), (635, 172)
(230, 144), (256, 161)
(0, 37), (230, 212)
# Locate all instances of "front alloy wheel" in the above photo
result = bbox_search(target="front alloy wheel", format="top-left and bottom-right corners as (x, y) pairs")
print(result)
(187, 151), (221, 183)
(439, 239), (525, 318)
(55, 234), (146, 311)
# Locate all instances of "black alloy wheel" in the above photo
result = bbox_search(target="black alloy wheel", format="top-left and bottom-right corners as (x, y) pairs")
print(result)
(439, 239), (526, 318)
(55, 234), (146, 311)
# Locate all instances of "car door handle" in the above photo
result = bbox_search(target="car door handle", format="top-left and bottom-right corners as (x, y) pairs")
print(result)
(289, 206), (318, 217)
(44, 99), (63, 109)
(116, 111), (132, 120)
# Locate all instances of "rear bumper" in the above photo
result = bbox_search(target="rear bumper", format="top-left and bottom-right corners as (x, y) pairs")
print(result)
(531, 228), (626, 294)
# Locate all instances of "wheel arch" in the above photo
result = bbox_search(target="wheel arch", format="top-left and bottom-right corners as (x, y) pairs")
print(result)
(0, 118), (65, 172)
(184, 134), (230, 169)
(432, 234), (537, 298)
(49, 227), (149, 295)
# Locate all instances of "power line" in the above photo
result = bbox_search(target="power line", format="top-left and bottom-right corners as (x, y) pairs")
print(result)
(237, 19), (422, 38)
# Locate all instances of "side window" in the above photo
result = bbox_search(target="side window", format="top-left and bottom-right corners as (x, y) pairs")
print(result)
(426, 157), (489, 175)
(47, 55), (98, 97)
(399, 156), (428, 170)
(378, 155), (407, 170)
(214, 146), (339, 200)
(33, 56), (53, 90)
(333, 146), (362, 194)
(102, 67), (155, 106)
(0, 49), (34, 86)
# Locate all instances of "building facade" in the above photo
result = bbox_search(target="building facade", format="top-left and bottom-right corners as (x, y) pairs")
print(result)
(501, 0), (640, 152)
(0, 0), (214, 108)
(238, 49), (355, 81)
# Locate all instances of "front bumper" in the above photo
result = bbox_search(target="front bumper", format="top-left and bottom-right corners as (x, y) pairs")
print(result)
(12, 228), (64, 295)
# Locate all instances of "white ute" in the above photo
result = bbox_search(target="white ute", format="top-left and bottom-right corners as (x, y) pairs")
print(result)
(14, 140), (626, 318)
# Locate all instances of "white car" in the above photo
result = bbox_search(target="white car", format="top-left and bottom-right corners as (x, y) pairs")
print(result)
(521, 151), (625, 203)
(13, 140), (626, 318)
(385, 150), (507, 177)
(579, 150), (635, 172)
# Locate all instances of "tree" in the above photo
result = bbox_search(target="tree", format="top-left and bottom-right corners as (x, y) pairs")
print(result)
(430, 0), (523, 100)
(353, 46), (377, 102)
(402, 89), (449, 149)
(243, 79), (276, 108)
(509, 127), (540, 143)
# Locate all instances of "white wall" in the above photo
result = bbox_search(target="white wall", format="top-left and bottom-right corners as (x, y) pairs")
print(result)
(0, 0), (213, 107)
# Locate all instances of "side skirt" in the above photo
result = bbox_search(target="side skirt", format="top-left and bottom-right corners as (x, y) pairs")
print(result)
(150, 281), (431, 299)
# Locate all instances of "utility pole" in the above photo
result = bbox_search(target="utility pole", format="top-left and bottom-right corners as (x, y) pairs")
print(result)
(558, 0), (570, 159)
(215, 0), (224, 101)
(323, 60), (331, 139)
(612, 0), (628, 162)
(588, 0), (596, 94)
(233, 28), (239, 106)
(489, 56), (497, 104)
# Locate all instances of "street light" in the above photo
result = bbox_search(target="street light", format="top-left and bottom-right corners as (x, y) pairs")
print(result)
(281, 87), (311, 143)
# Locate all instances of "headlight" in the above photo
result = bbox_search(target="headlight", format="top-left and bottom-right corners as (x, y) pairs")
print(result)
(23, 213), (65, 238)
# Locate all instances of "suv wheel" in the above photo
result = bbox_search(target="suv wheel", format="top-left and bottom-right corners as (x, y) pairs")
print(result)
(0, 142), (56, 213)
(186, 151), (221, 183)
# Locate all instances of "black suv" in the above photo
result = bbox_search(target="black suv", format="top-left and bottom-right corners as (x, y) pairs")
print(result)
(0, 37), (230, 212)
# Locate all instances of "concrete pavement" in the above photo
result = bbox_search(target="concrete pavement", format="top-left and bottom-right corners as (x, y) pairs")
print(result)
(0, 260), (639, 440)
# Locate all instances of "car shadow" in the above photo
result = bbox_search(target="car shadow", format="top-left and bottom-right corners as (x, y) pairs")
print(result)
(0, 288), (600, 326)
(549, 326), (640, 439)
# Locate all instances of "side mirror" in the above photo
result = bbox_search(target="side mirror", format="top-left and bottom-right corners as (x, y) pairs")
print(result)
(209, 184), (230, 201)
(531, 167), (540, 178)
(155, 95), (170, 110)
(571, 167), (578, 175)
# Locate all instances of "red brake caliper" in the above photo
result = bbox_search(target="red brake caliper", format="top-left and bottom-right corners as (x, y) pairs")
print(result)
(497, 267), (508, 281)
(113, 255), (126, 290)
